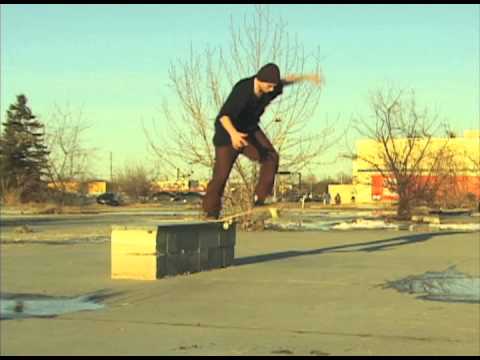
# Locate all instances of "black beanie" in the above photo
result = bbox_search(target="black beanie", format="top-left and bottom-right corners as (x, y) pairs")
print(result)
(256, 63), (281, 84)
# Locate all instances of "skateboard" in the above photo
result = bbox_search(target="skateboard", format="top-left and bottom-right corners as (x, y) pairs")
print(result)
(207, 206), (282, 229)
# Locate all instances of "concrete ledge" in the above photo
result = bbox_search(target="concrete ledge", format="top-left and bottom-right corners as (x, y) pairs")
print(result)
(111, 222), (236, 280)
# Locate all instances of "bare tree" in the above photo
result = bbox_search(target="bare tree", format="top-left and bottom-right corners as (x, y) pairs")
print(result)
(352, 87), (453, 219)
(144, 5), (337, 217)
(436, 136), (480, 208)
(464, 133), (480, 181)
(44, 104), (96, 202)
(115, 163), (153, 202)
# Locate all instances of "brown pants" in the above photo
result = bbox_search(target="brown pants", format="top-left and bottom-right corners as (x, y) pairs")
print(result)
(203, 129), (279, 216)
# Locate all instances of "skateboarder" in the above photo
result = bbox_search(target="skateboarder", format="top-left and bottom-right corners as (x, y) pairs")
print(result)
(203, 63), (322, 219)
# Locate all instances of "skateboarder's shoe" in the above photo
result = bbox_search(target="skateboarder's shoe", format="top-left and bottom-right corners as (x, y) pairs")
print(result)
(253, 195), (274, 207)
(254, 199), (265, 207)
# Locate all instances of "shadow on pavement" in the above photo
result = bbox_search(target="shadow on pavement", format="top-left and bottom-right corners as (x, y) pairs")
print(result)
(234, 231), (469, 267)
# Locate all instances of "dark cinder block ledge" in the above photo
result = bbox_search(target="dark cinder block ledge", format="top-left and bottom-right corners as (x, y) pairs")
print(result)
(111, 221), (236, 280)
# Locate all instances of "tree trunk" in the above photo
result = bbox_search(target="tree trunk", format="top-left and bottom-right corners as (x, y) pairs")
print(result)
(397, 194), (411, 220)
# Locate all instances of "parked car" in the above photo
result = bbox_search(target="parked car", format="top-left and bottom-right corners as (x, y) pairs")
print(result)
(280, 192), (302, 203)
(179, 191), (204, 204)
(301, 193), (323, 202)
(96, 192), (120, 206)
(150, 191), (177, 203)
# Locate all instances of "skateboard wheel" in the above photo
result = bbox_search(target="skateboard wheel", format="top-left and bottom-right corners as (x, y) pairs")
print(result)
(223, 222), (230, 230)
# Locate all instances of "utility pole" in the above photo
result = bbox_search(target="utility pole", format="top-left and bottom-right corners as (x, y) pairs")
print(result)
(110, 151), (113, 184)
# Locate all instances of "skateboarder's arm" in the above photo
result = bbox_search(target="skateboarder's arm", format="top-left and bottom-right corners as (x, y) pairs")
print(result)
(218, 82), (250, 149)
(219, 115), (239, 136)
(282, 73), (322, 87)
(219, 115), (248, 149)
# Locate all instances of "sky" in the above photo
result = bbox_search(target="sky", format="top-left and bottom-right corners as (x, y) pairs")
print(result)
(1, 4), (479, 180)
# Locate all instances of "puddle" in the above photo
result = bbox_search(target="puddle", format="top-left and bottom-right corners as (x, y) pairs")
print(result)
(262, 210), (406, 232)
(0, 290), (114, 320)
(264, 211), (479, 232)
(428, 223), (480, 231)
(382, 266), (480, 303)
(1, 236), (109, 246)
(265, 217), (398, 231)
(332, 219), (399, 230)
(265, 220), (334, 231)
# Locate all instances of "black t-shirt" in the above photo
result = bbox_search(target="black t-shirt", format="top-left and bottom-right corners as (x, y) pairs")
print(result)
(213, 76), (283, 146)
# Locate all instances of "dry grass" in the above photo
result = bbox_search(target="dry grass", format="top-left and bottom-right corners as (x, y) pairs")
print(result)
(1, 188), (23, 206)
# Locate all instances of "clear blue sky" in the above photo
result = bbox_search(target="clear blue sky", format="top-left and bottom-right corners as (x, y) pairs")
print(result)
(1, 4), (479, 180)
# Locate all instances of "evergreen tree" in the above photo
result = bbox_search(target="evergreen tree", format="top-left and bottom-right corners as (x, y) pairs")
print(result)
(0, 94), (50, 201)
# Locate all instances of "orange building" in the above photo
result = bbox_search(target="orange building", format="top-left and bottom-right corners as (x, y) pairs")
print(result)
(48, 179), (109, 195)
(329, 130), (480, 204)
(152, 179), (208, 193)
(47, 180), (81, 193)
(86, 180), (109, 195)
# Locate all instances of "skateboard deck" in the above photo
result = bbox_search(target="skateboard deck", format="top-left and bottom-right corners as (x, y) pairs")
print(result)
(206, 206), (282, 229)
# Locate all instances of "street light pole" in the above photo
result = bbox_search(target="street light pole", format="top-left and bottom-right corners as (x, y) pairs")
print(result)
(110, 151), (113, 190)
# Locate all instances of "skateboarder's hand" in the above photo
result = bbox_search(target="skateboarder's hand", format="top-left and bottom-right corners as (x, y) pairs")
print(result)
(231, 131), (249, 150)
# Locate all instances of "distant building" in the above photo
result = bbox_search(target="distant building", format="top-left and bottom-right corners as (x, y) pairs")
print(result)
(47, 180), (81, 194)
(152, 179), (208, 193)
(329, 130), (480, 204)
(86, 180), (109, 195)
(47, 179), (109, 196)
